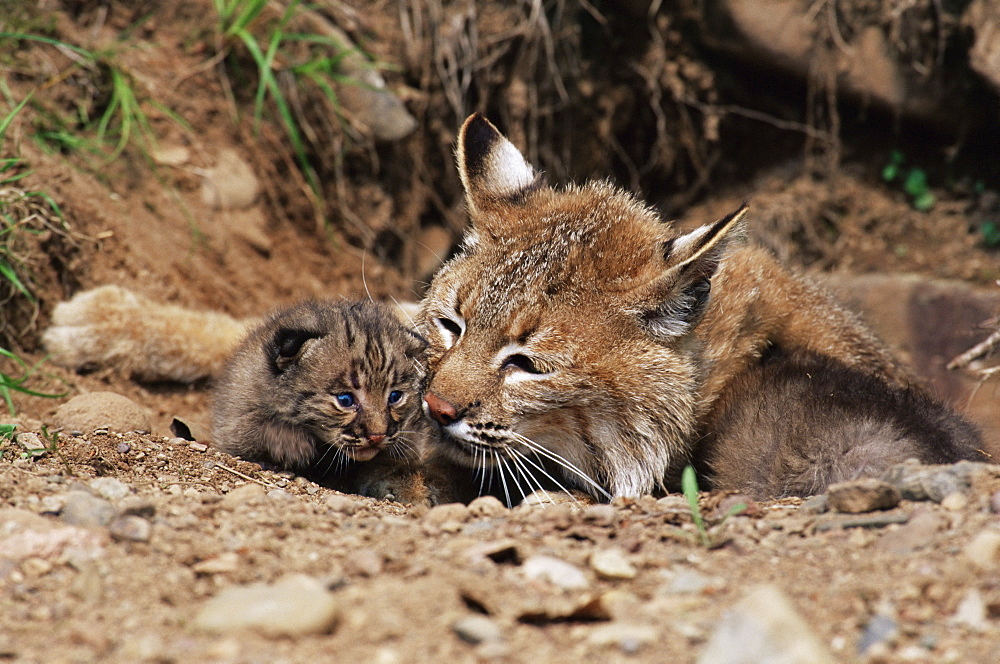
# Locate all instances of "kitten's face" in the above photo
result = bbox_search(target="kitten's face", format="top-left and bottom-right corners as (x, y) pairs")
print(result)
(263, 301), (427, 468)
(418, 115), (745, 500)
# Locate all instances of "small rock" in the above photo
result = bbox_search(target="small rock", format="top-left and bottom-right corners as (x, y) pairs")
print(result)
(60, 491), (115, 527)
(452, 614), (503, 644)
(189, 442), (209, 453)
(587, 622), (657, 653)
(582, 504), (618, 526)
(221, 483), (267, 509)
(151, 145), (190, 166)
(951, 588), (989, 632)
(345, 550), (383, 578)
(117, 442), (131, 454)
(266, 489), (294, 502)
(876, 509), (944, 554)
(194, 574), (339, 637)
(661, 569), (719, 595)
(324, 494), (361, 515)
(827, 478), (901, 513)
(192, 552), (241, 575)
(468, 496), (507, 517)
(858, 614), (899, 654)
(881, 461), (977, 503)
(14, 432), (47, 458)
(963, 530), (1000, 570)
(522, 555), (589, 590)
(813, 511), (910, 532)
(589, 548), (637, 580)
(799, 494), (829, 514)
(52, 392), (152, 435)
(424, 503), (470, 527)
(108, 515), (151, 542)
(941, 492), (968, 511)
(20, 556), (54, 577)
(199, 149), (260, 210)
(698, 584), (835, 664)
(117, 497), (156, 518)
(89, 478), (132, 501)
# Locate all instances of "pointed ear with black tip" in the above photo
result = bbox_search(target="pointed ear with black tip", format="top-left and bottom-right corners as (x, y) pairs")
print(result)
(637, 204), (749, 340)
(456, 113), (546, 221)
(268, 328), (324, 374)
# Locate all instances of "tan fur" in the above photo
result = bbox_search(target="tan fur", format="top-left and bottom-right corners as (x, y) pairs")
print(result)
(419, 114), (979, 500)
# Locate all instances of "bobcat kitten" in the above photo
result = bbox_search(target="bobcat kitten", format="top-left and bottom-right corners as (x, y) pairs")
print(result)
(419, 114), (982, 502)
(213, 299), (433, 502)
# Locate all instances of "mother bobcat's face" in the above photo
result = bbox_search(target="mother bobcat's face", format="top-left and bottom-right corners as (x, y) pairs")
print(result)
(418, 114), (746, 501)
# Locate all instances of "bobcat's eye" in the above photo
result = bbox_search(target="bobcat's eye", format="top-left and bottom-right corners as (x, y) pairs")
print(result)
(387, 390), (403, 405)
(501, 354), (545, 375)
(335, 393), (355, 408)
(438, 317), (462, 337)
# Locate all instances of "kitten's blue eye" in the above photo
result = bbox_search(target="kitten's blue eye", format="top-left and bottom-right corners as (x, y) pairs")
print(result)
(388, 390), (403, 405)
(335, 393), (355, 408)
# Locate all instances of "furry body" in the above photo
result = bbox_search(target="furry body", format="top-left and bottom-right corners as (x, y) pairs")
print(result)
(419, 114), (982, 501)
(213, 299), (432, 502)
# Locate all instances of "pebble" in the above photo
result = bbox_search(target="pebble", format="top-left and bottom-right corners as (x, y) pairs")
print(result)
(346, 550), (384, 578)
(875, 509), (944, 554)
(881, 461), (977, 502)
(698, 584), (834, 664)
(424, 502), (470, 528)
(799, 494), (829, 514)
(117, 442), (131, 454)
(940, 492), (968, 511)
(60, 491), (116, 527)
(813, 511), (910, 532)
(117, 497), (156, 518)
(51, 392), (152, 435)
(192, 552), (241, 575)
(14, 432), (46, 458)
(89, 478), (132, 501)
(586, 622), (657, 653)
(452, 614), (503, 644)
(522, 555), (589, 590)
(951, 589), (989, 631)
(661, 569), (719, 595)
(324, 494), (361, 515)
(589, 548), (637, 580)
(108, 515), (152, 542)
(188, 442), (209, 453)
(827, 478), (901, 513)
(858, 614), (898, 654)
(467, 496), (507, 517)
(221, 483), (267, 509)
(582, 504), (618, 526)
(194, 574), (339, 637)
(963, 530), (1000, 570)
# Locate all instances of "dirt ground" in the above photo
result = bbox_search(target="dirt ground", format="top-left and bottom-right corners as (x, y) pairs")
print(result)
(2, 1), (1000, 662)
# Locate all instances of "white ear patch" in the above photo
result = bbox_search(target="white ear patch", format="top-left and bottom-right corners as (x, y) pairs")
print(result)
(484, 137), (536, 198)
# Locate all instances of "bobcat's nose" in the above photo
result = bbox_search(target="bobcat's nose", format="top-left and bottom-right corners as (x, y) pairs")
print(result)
(424, 392), (459, 426)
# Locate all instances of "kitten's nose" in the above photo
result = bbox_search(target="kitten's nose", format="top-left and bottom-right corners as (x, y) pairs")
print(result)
(424, 392), (458, 426)
(367, 433), (386, 445)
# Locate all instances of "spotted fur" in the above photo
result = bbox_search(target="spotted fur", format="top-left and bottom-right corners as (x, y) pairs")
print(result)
(419, 114), (982, 502)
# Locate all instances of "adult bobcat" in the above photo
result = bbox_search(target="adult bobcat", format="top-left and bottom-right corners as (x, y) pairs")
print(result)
(43, 114), (982, 501)
(417, 114), (981, 501)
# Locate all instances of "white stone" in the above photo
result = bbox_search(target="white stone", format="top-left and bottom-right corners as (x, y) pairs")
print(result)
(522, 555), (589, 590)
(194, 574), (339, 637)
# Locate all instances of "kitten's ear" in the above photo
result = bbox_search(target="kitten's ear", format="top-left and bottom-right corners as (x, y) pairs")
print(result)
(637, 204), (749, 340)
(456, 113), (545, 219)
(268, 328), (323, 374)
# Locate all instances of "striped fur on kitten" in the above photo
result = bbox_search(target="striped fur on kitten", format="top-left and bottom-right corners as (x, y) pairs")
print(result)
(213, 299), (433, 502)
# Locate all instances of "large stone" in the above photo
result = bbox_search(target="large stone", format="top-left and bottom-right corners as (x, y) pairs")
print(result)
(827, 478), (901, 514)
(52, 392), (152, 435)
(194, 574), (339, 637)
(698, 585), (835, 664)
